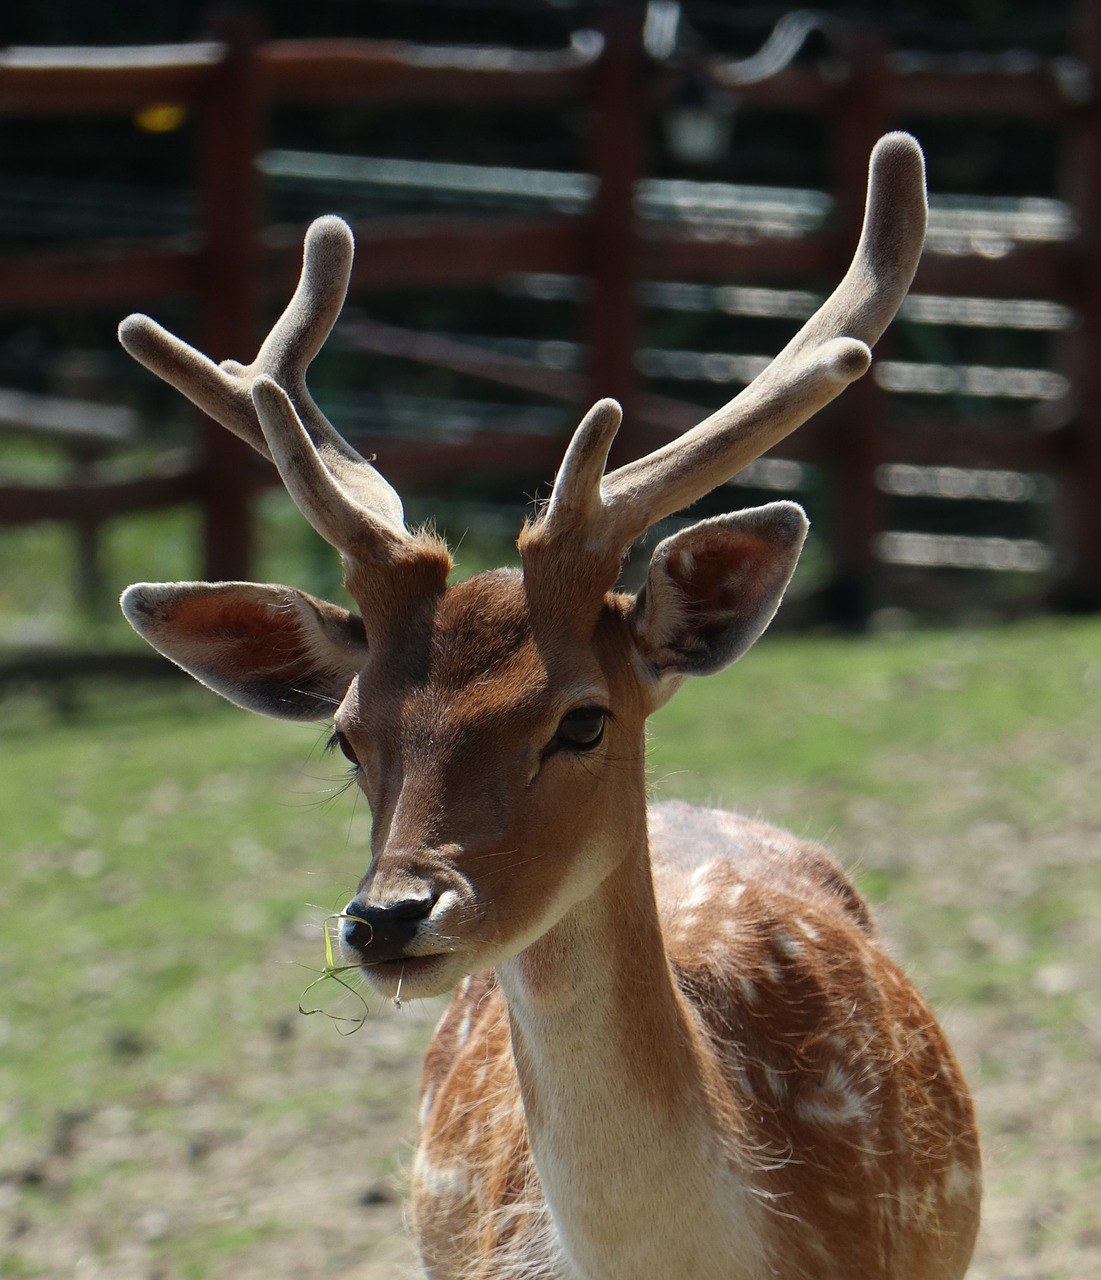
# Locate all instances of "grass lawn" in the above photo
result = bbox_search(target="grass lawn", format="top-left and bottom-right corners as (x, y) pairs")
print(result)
(1, 619), (1100, 1278)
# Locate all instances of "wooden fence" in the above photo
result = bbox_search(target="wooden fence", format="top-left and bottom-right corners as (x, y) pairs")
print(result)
(1, 4), (1100, 618)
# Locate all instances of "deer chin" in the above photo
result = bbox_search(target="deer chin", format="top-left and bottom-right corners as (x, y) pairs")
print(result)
(355, 951), (466, 1002)
(349, 909), (569, 1001)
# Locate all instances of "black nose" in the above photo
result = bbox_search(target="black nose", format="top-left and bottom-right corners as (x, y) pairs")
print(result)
(341, 894), (435, 961)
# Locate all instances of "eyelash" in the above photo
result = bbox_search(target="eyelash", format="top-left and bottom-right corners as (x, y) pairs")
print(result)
(324, 727), (360, 772)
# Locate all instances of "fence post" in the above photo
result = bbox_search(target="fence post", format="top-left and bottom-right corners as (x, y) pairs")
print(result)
(196, 8), (263, 581)
(1056, 0), (1101, 611)
(584, 3), (645, 467)
(825, 29), (891, 627)
(71, 442), (105, 620)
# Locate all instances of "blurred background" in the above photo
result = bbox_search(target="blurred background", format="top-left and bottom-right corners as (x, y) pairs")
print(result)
(1, 2), (1099, 1278)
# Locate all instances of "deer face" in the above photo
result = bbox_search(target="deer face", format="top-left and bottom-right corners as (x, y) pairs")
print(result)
(329, 569), (649, 999)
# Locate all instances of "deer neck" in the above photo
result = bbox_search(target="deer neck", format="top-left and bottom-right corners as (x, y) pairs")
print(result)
(495, 812), (763, 1280)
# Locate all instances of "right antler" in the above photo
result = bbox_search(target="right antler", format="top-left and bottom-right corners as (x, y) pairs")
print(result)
(528, 132), (927, 569)
(119, 217), (414, 566)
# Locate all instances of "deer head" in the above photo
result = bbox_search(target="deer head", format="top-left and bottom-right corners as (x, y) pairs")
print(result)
(120, 133), (926, 1003)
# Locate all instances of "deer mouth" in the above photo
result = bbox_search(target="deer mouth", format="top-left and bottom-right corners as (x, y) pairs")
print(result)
(357, 952), (458, 1000)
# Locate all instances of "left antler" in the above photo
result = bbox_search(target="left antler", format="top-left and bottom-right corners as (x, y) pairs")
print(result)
(119, 217), (413, 566)
(531, 132), (926, 563)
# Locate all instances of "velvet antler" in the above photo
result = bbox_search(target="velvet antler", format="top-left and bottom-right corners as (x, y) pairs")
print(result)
(119, 217), (417, 568)
(524, 133), (926, 580)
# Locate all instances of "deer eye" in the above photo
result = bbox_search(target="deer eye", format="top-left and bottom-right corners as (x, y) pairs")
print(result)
(554, 707), (607, 752)
(326, 727), (360, 768)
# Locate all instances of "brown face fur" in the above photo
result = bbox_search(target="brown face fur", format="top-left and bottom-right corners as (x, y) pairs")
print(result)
(335, 568), (653, 998)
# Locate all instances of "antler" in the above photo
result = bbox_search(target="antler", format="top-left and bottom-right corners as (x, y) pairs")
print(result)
(531, 132), (927, 563)
(119, 216), (411, 563)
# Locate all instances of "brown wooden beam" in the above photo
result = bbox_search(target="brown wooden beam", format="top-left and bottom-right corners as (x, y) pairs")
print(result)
(824, 31), (891, 626)
(702, 60), (1066, 121)
(0, 650), (190, 688)
(1053, 0), (1101, 608)
(260, 39), (595, 105)
(0, 219), (584, 311)
(0, 467), (202, 525)
(585, 4), (644, 463)
(894, 69), (1066, 120)
(195, 11), (263, 581)
(641, 229), (834, 283)
(879, 423), (1068, 471)
(366, 432), (566, 488)
(916, 246), (1066, 299)
(0, 245), (198, 310)
(0, 231), (1067, 313)
(338, 315), (703, 434)
(271, 216), (587, 292)
(643, 233), (1066, 297)
(0, 44), (221, 114)
(0, 36), (595, 115)
(339, 316), (590, 401)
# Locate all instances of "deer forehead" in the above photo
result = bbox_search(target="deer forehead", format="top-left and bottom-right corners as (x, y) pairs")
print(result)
(341, 568), (634, 744)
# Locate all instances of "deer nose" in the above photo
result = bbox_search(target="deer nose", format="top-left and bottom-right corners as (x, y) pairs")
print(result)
(340, 892), (437, 960)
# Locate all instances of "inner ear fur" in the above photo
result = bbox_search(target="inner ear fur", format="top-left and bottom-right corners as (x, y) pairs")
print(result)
(120, 581), (368, 720)
(629, 501), (808, 681)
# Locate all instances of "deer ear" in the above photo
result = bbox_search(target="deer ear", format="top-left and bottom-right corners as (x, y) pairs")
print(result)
(120, 581), (368, 720)
(629, 502), (808, 685)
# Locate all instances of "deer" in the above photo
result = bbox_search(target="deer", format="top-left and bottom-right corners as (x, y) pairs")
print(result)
(118, 131), (980, 1280)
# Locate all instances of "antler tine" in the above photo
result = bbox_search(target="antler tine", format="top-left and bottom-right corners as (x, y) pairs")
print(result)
(251, 376), (405, 555)
(119, 215), (408, 547)
(540, 132), (926, 553)
(118, 312), (264, 454)
(542, 398), (623, 527)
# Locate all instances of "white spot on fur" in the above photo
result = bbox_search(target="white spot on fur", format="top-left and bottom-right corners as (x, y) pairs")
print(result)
(772, 929), (802, 960)
(680, 909), (701, 934)
(418, 1085), (435, 1127)
(455, 1006), (473, 1047)
(797, 1062), (869, 1126)
(794, 916), (819, 942)
(689, 859), (718, 887)
(683, 883), (712, 911)
(942, 1162), (980, 1203)
(717, 917), (741, 940)
(682, 860), (719, 911)
(419, 1160), (472, 1200)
